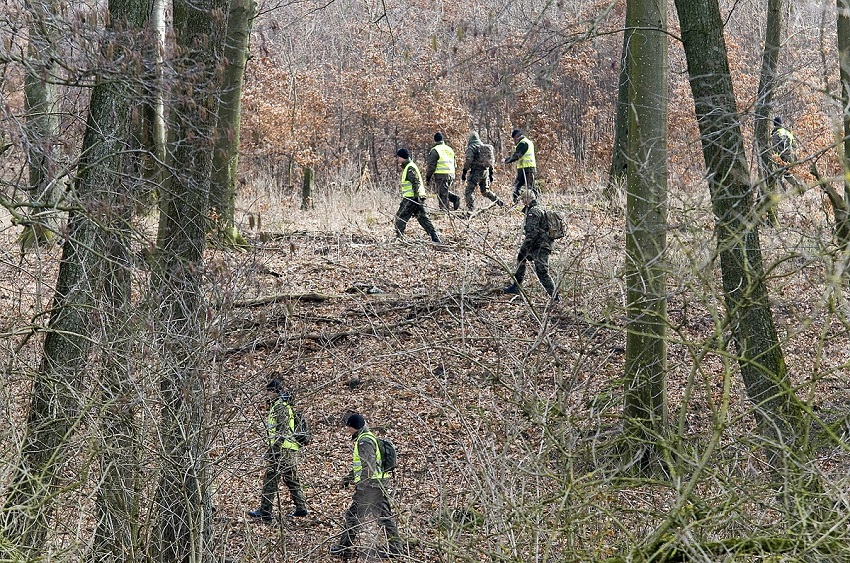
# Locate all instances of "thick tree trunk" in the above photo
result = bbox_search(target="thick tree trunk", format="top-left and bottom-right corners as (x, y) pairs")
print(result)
(673, 0), (804, 454)
(209, 0), (255, 248)
(152, 0), (227, 559)
(753, 0), (786, 225)
(622, 0), (669, 467)
(1, 0), (151, 553)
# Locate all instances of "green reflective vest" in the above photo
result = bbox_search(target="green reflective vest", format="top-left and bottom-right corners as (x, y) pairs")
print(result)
(432, 143), (455, 175)
(515, 137), (536, 169)
(267, 399), (299, 451)
(352, 431), (387, 482)
(400, 160), (426, 198)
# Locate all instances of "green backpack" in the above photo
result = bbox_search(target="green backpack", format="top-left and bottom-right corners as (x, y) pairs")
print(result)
(544, 209), (566, 239)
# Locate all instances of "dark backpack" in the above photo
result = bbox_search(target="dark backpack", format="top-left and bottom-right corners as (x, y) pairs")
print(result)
(293, 410), (312, 446)
(544, 209), (566, 240)
(473, 144), (495, 168)
(377, 436), (397, 473)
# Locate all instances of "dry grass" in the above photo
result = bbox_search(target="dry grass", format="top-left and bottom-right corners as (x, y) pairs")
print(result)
(0, 173), (849, 561)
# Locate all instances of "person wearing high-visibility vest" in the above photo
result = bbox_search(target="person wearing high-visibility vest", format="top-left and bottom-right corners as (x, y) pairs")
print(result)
(247, 379), (308, 522)
(425, 132), (461, 211)
(330, 413), (402, 559)
(394, 148), (441, 243)
(770, 116), (803, 192)
(504, 128), (538, 203)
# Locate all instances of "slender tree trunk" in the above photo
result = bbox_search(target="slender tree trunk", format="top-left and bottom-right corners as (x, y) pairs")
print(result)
(839, 0), (850, 200)
(21, 0), (65, 248)
(623, 0), (669, 468)
(302, 166), (315, 210)
(753, 0), (786, 225)
(153, 0), (227, 559)
(137, 0), (168, 208)
(209, 0), (255, 247)
(605, 22), (631, 202)
(673, 0), (805, 461)
(1, 0), (151, 552)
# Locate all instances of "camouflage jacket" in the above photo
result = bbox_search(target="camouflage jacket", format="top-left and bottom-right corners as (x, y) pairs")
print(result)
(520, 200), (553, 255)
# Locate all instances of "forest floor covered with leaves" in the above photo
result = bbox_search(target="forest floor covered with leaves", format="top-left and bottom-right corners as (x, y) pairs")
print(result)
(2, 178), (850, 562)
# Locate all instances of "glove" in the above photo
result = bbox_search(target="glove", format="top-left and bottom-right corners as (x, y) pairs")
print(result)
(504, 157), (510, 164)
(461, 171), (467, 181)
(341, 473), (354, 488)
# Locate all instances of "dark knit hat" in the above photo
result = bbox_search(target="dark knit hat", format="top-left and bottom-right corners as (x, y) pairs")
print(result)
(773, 116), (782, 126)
(346, 413), (366, 429)
(396, 148), (410, 159)
(434, 132), (443, 142)
(511, 128), (522, 139)
(265, 378), (283, 393)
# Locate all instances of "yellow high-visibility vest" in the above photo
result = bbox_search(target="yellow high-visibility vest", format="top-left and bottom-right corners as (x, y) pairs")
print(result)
(352, 431), (387, 482)
(432, 143), (455, 175)
(267, 399), (299, 451)
(400, 161), (426, 198)
(515, 137), (536, 169)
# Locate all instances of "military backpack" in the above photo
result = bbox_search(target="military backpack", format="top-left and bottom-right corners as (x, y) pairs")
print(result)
(472, 144), (496, 169)
(544, 209), (566, 240)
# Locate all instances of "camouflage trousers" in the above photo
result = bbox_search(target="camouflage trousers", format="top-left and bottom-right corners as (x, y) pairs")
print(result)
(337, 481), (401, 553)
(395, 197), (439, 241)
(464, 169), (502, 210)
(514, 246), (556, 297)
(432, 175), (460, 210)
(260, 447), (307, 513)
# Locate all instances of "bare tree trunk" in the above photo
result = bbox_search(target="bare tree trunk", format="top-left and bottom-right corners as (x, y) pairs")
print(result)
(20, 0), (66, 249)
(753, 0), (786, 225)
(209, 0), (255, 248)
(623, 0), (669, 469)
(302, 166), (315, 210)
(674, 0), (805, 465)
(152, 0), (227, 559)
(839, 0), (850, 201)
(1, 0), (151, 552)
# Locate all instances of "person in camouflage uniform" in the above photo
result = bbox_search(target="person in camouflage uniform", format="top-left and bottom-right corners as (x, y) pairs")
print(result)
(330, 413), (402, 559)
(395, 148), (441, 243)
(504, 189), (558, 301)
(504, 129), (537, 202)
(461, 132), (505, 211)
(425, 132), (461, 211)
(248, 379), (308, 522)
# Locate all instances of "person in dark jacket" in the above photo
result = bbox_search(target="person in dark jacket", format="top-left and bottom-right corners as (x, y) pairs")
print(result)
(248, 379), (308, 522)
(504, 129), (537, 202)
(504, 189), (558, 300)
(330, 414), (402, 559)
(425, 132), (461, 211)
(395, 148), (441, 243)
(461, 132), (505, 211)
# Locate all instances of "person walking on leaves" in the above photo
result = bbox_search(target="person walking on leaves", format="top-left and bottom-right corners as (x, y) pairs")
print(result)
(330, 413), (402, 560)
(461, 131), (505, 212)
(504, 189), (559, 301)
(504, 128), (537, 202)
(248, 379), (309, 522)
(425, 132), (461, 211)
(770, 116), (803, 192)
(395, 148), (441, 243)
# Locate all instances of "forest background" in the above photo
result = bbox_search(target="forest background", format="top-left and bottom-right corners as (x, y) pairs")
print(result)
(0, 0), (849, 561)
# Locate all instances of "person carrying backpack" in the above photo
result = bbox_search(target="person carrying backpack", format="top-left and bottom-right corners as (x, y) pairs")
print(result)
(503, 189), (559, 301)
(330, 413), (402, 559)
(461, 131), (505, 212)
(248, 379), (309, 522)
(504, 128), (537, 203)
(425, 132), (461, 211)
